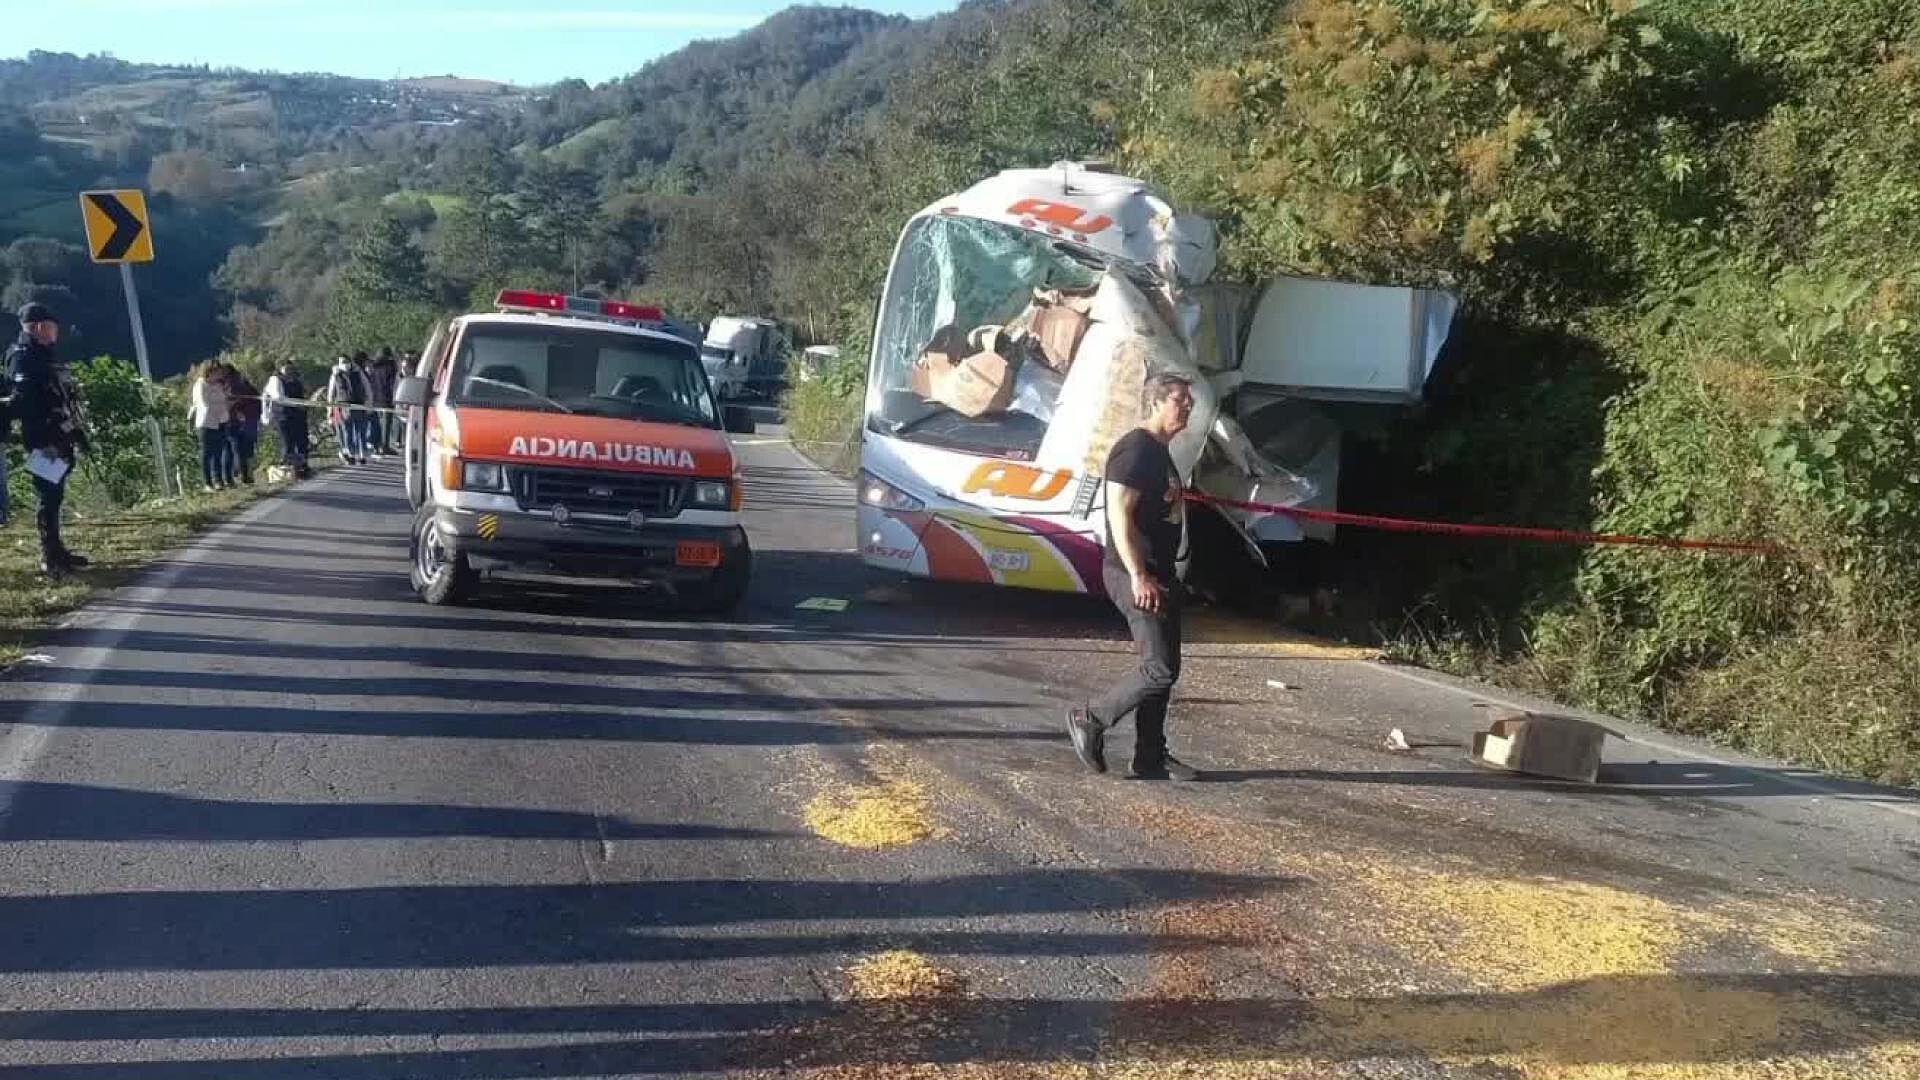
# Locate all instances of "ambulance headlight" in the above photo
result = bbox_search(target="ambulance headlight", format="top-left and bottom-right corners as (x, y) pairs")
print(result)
(688, 480), (732, 509)
(461, 461), (510, 493)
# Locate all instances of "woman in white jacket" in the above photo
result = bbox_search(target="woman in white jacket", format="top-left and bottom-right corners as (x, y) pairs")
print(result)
(188, 361), (235, 491)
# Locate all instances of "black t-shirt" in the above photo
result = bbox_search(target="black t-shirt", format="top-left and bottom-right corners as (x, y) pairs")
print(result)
(1104, 427), (1183, 577)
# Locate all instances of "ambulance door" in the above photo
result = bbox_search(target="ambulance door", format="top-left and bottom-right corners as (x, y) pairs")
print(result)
(401, 320), (449, 509)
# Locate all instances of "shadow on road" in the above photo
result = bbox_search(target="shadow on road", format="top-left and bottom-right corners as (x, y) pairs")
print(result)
(12, 666), (1034, 715)
(0, 869), (1281, 972)
(34, 627), (891, 679)
(0, 781), (788, 843)
(0, 701), (1047, 744)
(1, 973), (1913, 1077)
(1203, 761), (1920, 803)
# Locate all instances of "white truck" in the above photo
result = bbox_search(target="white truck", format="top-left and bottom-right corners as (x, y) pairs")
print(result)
(700, 316), (787, 400)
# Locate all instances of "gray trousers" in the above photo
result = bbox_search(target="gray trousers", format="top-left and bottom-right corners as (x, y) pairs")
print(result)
(1086, 560), (1182, 768)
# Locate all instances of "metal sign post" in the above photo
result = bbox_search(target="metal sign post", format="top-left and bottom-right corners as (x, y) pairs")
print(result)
(117, 262), (171, 498)
(79, 189), (169, 497)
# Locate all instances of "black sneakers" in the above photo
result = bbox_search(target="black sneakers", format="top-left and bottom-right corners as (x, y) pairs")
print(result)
(1066, 709), (1107, 774)
(1129, 754), (1202, 782)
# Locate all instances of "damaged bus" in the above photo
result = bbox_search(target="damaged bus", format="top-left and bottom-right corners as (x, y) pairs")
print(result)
(857, 161), (1458, 595)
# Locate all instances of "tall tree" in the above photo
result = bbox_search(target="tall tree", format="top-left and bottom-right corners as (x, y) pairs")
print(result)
(518, 158), (602, 292)
(341, 211), (431, 303)
(430, 198), (532, 307)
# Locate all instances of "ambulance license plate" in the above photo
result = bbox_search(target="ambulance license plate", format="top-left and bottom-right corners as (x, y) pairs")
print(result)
(675, 540), (723, 568)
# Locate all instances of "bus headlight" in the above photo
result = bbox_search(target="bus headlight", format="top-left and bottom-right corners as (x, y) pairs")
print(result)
(859, 471), (924, 512)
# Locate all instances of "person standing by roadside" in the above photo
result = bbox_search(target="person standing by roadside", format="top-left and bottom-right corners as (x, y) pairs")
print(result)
(263, 360), (311, 479)
(326, 354), (367, 465)
(7, 302), (91, 575)
(0, 332), (12, 532)
(188, 360), (235, 491)
(367, 346), (399, 457)
(1067, 372), (1203, 781)
(224, 365), (262, 486)
(350, 351), (379, 463)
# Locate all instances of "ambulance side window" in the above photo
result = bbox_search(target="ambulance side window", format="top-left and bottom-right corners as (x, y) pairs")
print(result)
(432, 324), (461, 394)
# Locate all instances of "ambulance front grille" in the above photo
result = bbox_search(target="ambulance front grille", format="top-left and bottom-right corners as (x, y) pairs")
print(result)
(513, 467), (684, 519)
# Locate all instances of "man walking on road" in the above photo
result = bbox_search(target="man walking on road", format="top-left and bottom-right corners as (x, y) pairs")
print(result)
(1068, 372), (1201, 781)
(6, 302), (91, 575)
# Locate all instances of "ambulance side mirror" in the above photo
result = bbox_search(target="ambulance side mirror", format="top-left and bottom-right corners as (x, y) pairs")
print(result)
(722, 405), (756, 435)
(395, 376), (431, 408)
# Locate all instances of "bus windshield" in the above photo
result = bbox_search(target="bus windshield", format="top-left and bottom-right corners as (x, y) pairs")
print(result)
(868, 215), (1101, 458)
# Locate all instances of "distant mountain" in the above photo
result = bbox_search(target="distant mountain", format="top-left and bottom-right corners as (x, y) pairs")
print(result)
(0, 4), (1021, 371)
(1, 50), (532, 177)
(516, 6), (917, 181)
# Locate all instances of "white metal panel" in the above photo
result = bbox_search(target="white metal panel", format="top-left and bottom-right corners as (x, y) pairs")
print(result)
(1240, 276), (1458, 403)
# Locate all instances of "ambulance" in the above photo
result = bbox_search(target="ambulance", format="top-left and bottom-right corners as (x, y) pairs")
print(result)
(858, 162), (1459, 594)
(395, 290), (758, 610)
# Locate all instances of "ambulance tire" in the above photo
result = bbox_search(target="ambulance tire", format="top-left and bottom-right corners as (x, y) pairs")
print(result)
(681, 550), (751, 615)
(410, 506), (475, 605)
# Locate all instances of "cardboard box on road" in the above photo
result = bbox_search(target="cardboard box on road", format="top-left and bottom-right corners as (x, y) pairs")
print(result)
(1470, 704), (1613, 784)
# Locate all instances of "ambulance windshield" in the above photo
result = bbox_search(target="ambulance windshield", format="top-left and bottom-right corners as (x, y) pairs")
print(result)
(868, 215), (1100, 459)
(451, 322), (719, 428)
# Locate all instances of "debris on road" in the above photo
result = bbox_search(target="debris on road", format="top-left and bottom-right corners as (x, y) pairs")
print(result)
(796, 597), (851, 612)
(1470, 703), (1613, 783)
(1266, 678), (1298, 691)
(1385, 728), (1412, 752)
(18, 654), (54, 665)
(845, 950), (967, 1000)
(804, 754), (939, 849)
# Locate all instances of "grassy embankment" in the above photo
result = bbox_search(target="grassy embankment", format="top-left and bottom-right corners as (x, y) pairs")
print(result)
(0, 474), (314, 666)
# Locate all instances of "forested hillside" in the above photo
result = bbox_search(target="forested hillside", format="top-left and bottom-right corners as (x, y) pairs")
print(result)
(1, 1), (1914, 781)
(0, 49), (530, 370)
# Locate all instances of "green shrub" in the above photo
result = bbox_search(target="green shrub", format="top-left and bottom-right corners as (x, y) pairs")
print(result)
(783, 354), (867, 478)
(1101, 0), (1920, 780)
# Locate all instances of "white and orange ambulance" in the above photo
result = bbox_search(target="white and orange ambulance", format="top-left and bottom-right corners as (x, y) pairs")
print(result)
(396, 290), (757, 610)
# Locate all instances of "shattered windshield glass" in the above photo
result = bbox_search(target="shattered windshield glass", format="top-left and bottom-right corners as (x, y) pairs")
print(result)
(868, 215), (1101, 459)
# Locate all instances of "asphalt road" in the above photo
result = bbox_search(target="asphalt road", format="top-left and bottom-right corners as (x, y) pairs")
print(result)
(0, 430), (1915, 1079)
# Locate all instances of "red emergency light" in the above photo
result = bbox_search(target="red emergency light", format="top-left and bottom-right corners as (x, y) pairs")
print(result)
(495, 289), (567, 311)
(601, 299), (664, 321)
(494, 290), (663, 323)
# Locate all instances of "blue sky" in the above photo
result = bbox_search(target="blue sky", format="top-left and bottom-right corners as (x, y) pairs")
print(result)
(6, 0), (959, 85)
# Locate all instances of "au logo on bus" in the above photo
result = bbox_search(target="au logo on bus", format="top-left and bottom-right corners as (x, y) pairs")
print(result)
(964, 462), (1073, 501)
(1006, 198), (1115, 236)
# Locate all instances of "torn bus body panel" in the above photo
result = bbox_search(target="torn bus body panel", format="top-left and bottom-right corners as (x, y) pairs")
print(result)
(860, 161), (1459, 592)
(1192, 277), (1459, 549)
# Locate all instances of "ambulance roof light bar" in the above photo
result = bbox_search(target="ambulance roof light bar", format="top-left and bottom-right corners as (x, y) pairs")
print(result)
(494, 290), (665, 324)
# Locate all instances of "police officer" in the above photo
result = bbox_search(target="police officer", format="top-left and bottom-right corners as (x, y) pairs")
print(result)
(7, 302), (91, 575)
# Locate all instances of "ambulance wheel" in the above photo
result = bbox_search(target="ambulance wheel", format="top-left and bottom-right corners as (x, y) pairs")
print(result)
(681, 550), (751, 615)
(411, 506), (475, 605)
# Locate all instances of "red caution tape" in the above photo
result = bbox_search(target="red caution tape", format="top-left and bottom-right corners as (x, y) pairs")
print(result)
(1185, 492), (1787, 556)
